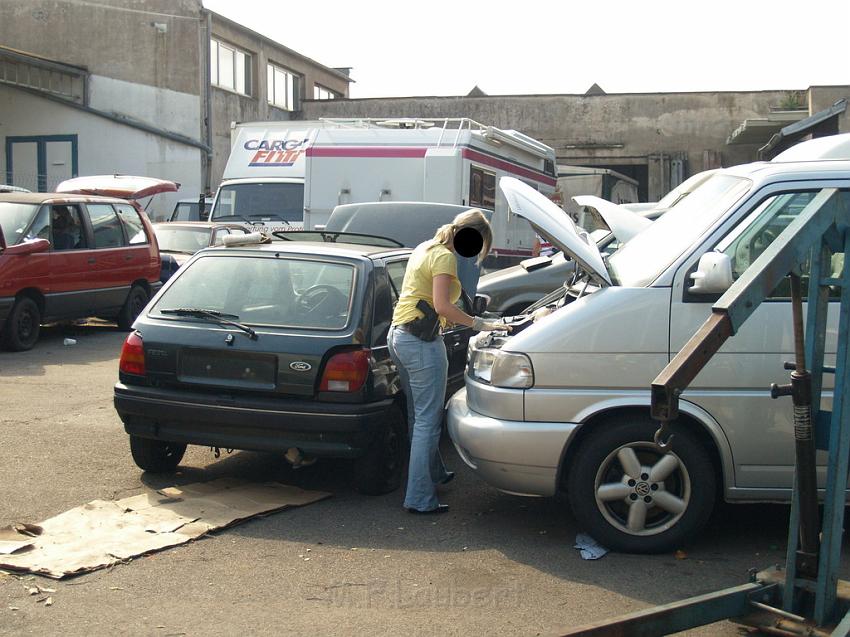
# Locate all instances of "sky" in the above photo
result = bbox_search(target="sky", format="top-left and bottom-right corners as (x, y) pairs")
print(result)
(203, 0), (849, 99)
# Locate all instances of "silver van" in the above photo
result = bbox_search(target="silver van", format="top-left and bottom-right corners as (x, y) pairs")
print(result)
(448, 135), (850, 553)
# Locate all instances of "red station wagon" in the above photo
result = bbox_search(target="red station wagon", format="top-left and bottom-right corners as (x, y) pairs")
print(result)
(0, 191), (162, 350)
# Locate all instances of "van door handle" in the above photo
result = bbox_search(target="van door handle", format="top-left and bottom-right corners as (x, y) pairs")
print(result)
(88, 257), (96, 264)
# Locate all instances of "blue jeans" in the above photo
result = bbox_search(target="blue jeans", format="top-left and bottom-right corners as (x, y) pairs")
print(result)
(387, 326), (450, 511)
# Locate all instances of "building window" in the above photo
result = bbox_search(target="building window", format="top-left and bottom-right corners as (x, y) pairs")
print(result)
(313, 85), (338, 100)
(267, 63), (300, 111)
(211, 39), (250, 95)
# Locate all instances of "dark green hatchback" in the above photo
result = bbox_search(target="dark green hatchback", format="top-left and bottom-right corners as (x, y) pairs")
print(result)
(113, 234), (475, 495)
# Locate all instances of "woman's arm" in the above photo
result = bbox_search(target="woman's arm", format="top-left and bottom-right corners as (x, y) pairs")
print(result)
(432, 274), (474, 327)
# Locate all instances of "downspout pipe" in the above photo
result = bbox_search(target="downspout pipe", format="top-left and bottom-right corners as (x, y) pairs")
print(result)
(201, 8), (213, 194)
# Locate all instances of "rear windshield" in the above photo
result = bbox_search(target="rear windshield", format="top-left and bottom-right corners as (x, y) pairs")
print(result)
(211, 183), (304, 222)
(155, 226), (212, 253)
(0, 202), (39, 246)
(151, 254), (356, 330)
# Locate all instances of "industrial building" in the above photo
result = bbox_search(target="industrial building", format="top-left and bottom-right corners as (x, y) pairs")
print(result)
(0, 0), (351, 215)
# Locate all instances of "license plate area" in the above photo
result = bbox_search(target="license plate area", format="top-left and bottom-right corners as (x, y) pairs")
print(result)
(178, 348), (277, 390)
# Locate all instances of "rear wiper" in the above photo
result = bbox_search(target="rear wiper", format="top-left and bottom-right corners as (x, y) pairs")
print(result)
(159, 307), (257, 340)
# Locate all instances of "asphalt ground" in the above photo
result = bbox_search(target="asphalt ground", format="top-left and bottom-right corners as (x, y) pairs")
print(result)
(2, 322), (848, 636)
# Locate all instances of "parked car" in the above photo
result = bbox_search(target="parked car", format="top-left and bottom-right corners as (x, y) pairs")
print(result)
(0, 185), (31, 193)
(113, 231), (481, 494)
(153, 221), (251, 282)
(448, 157), (850, 554)
(0, 191), (161, 350)
(169, 197), (213, 222)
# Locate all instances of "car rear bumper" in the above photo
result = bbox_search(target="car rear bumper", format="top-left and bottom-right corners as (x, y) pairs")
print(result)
(446, 387), (579, 497)
(114, 382), (397, 458)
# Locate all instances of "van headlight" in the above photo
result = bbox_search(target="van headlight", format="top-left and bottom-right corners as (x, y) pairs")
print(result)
(469, 349), (534, 388)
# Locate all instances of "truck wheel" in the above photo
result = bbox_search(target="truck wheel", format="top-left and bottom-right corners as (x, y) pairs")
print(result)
(567, 414), (715, 554)
(118, 285), (149, 330)
(1, 297), (41, 351)
(353, 408), (408, 495)
(129, 435), (186, 473)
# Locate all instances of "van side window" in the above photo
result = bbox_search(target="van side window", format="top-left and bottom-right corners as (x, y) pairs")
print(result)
(469, 166), (496, 210)
(87, 204), (126, 249)
(27, 205), (50, 242)
(50, 204), (86, 250)
(115, 204), (148, 245)
(716, 190), (850, 299)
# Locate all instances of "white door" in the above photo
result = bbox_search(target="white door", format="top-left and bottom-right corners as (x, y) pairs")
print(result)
(9, 141), (38, 190)
(668, 186), (848, 491)
(44, 140), (74, 191)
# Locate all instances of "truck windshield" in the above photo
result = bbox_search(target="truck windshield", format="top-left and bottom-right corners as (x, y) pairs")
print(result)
(0, 203), (39, 246)
(211, 183), (304, 222)
(607, 174), (752, 287)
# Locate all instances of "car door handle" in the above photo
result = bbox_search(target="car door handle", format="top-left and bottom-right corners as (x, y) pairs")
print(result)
(88, 257), (96, 264)
(124, 254), (134, 261)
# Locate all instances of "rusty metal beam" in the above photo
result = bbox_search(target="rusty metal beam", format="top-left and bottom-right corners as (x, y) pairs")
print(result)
(557, 582), (769, 637)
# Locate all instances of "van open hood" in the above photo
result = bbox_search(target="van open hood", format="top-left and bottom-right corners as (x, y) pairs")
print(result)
(499, 177), (611, 286)
(56, 175), (180, 199)
(572, 195), (652, 242)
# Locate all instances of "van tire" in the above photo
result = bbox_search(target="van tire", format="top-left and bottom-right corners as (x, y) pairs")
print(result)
(1, 297), (41, 351)
(118, 285), (149, 330)
(129, 435), (186, 473)
(567, 414), (715, 554)
(353, 407), (408, 495)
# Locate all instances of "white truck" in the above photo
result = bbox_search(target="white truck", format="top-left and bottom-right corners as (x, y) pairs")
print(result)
(210, 118), (558, 267)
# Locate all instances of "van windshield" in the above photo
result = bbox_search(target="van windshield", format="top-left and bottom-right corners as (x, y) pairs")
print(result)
(607, 174), (752, 287)
(211, 183), (304, 222)
(0, 203), (39, 246)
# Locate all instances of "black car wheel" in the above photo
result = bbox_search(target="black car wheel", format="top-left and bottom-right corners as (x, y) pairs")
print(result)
(1, 297), (41, 351)
(129, 435), (187, 473)
(567, 414), (716, 554)
(118, 285), (149, 330)
(353, 407), (408, 495)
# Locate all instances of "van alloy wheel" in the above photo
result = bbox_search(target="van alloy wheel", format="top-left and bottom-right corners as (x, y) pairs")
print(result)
(567, 415), (715, 553)
(594, 442), (690, 536)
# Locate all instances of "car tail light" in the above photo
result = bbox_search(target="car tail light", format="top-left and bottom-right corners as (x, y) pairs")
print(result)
(119, 332), (146, 376)
(319, 349), (370, 393)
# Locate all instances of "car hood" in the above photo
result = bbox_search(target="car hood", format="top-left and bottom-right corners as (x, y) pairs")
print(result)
(56, 175), (180, 199)
(572, 195), (652, 243)
(499, 177), (611, 286)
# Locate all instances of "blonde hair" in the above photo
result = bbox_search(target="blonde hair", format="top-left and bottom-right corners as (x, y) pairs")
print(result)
(432, 209), (493, 264)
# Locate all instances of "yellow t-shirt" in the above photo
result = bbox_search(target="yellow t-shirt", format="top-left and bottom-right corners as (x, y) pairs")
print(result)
(392, 241), (461, 328)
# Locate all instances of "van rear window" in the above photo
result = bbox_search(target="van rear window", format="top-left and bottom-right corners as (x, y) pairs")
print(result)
(152, 254), (356, 330)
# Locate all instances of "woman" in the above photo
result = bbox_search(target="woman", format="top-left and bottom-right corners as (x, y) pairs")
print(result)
(388, 210), (508, 514)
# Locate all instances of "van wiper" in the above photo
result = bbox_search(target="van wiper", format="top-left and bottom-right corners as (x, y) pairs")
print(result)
(211, 214), (249, 222)
(159, 307), (258, 340)
(249, 214), (291, 225)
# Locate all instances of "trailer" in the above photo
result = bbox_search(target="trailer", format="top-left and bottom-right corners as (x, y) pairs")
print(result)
(210, 118), (557, 267)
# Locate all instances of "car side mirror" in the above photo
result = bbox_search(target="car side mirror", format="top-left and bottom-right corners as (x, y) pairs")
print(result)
(690, 252), (734, 294)
(472, 295), (488, 316)
(2, 238), (50, 256)
(0, 225), (5, 250)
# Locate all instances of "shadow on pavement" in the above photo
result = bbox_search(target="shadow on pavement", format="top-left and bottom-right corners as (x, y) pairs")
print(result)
(0, 320), (126, 377)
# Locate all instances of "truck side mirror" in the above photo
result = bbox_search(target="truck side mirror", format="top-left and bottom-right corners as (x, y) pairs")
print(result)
(690, 252), (734, 294)
(472, 295), (488, 316)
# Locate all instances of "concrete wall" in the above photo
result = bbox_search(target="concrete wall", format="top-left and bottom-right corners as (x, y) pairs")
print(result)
(0, 84), (203, 218)
(208, 13), (351, 188)
(0, 0), (203, 95)
(300, 88), (850, 200)
(810, 85), (850, 134)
